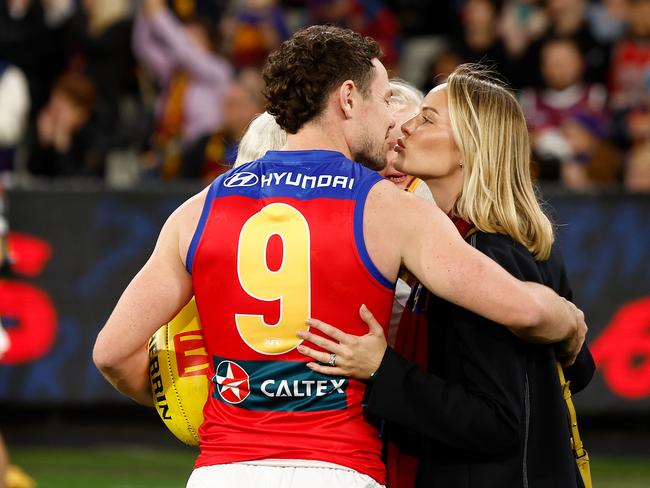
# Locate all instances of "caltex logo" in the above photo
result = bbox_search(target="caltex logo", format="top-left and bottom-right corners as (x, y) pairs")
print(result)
(224, 172), (259, 188)
(214, 360), (251, 404)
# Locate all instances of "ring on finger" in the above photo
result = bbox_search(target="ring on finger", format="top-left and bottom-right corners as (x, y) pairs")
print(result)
(328, 353), (336, 367)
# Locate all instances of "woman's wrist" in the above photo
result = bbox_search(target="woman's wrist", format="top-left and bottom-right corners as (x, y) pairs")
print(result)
(367, 347), (388, 383)
(367, 366), (381, 384)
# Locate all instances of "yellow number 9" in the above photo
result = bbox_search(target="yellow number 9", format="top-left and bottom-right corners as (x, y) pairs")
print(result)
(236, 203), (311, 355)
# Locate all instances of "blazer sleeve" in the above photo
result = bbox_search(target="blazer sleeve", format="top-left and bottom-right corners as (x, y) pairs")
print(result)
(365, 235), (541, 456)
(564, 345), (595, 394)
(542, 245), (596, 393)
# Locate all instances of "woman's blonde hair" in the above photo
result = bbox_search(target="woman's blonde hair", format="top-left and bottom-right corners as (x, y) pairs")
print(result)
(234, 112), (287, 167)
(447, 64), (554, 260)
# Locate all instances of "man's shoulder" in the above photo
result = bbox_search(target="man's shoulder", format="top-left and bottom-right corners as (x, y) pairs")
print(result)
(369, 180), (435, 215)
(173, 187), (210, 268)
(365, 180), (439, 239)
(172, 187), (209, 235)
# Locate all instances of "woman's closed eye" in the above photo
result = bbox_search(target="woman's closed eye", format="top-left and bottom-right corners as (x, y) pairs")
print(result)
(419, 113), (434, 125)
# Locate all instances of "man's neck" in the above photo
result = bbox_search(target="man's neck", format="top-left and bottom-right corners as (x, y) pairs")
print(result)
(282, 121), (352, 160)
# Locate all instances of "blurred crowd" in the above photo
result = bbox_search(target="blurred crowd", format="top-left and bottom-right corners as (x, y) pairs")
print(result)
(0, 0), (649, 192)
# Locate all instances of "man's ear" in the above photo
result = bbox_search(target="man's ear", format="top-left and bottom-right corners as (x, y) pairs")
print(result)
(337, 80), (356, 119)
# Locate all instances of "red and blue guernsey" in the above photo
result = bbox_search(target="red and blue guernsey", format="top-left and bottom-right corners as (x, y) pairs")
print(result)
(186, 150), (394, 484)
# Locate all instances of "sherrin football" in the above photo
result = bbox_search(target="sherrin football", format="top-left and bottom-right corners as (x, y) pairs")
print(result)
(148, 297), (210, 446)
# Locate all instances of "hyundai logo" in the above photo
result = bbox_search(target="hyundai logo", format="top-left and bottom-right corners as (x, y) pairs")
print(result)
(224, 172), (259, 187)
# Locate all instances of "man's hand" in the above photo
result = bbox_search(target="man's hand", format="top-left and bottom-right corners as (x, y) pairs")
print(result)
(555, 299), (588, 366)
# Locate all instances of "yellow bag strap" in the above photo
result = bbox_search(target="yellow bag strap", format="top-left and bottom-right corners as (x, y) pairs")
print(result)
(556, 361), (588, 460)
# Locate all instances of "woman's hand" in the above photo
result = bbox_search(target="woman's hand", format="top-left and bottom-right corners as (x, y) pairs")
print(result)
(296, 305), (387, 381)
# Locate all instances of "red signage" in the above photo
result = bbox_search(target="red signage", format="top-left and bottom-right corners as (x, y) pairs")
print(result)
(591, 297), (650, 399)
(0, 232), (57, 364)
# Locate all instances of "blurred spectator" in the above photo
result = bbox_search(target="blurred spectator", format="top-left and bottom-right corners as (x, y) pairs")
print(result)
(422, 46), (465, 91)
(27, 72), (100, 178)
(133, 0), (233, 179)
(221, 0), (290, 69)
(0, 0), (70, 118)
(497, 0), (548, 87)
(201, 68), (266, 180)
(63, 0), (134, 151)
(520, 37), (607, 179)
(624, 140), (650, 191)
(625, 85), (650, 143)
(587, 0), (630, 44)
(501, 0), (549, 59)
(542, 0), (610, 84)
(170, 0), (226, 21)
(384, 0), (457, 38)
(459, 0), (505, 63)
(560, 112), (622, 190)
(387, 0), (459, 89)
(0, 63), (30, 172)
(308, 0), (400, 68)
(608, 0), (650, 147)
(456, 0), (526, 86)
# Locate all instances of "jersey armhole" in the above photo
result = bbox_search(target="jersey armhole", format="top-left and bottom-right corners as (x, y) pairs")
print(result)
(353, 176), (395, 290)
(185, 179), (221, 274)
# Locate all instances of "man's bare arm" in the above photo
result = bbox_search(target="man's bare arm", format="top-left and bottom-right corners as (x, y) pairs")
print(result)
(92, 195), (201, 405)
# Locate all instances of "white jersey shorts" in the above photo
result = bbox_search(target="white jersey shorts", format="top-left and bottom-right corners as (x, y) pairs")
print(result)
(186, 460), (385, 488)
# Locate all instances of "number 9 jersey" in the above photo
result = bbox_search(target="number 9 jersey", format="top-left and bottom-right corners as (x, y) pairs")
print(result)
(187, 150), (394, 484)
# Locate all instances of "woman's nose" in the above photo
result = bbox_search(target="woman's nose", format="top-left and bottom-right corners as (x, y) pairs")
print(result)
(401, 115), (416, 136)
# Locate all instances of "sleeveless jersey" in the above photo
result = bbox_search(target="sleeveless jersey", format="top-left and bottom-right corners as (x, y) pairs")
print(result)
(187, 150), (395, 484)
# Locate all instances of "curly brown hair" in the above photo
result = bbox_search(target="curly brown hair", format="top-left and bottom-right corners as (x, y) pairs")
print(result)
(262, 25), (382, 134)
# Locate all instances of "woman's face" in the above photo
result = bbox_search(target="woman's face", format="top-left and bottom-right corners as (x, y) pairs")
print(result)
(379, 105), (419, 190)
(394, 85), (462, 182)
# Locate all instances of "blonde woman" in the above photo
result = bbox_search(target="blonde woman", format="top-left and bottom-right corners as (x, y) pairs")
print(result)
(297, 64), (595, 488)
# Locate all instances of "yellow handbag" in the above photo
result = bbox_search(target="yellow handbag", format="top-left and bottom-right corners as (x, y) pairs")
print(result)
(557, 362), (592, 488)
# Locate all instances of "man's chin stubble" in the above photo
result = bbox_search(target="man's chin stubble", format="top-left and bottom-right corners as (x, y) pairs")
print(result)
(356, 151), (387, 171)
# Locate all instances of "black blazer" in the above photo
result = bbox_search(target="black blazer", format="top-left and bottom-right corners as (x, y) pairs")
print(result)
(365, 232), (595, 488)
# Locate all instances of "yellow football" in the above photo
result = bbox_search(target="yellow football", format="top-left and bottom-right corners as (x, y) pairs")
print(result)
(148, 297), (210, 446)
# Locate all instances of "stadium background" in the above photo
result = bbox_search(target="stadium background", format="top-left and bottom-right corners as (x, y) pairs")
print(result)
(0, 0), (649, 486)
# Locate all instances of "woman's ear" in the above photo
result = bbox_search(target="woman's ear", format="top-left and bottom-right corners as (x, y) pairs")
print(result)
(338, 80), (356, 119)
